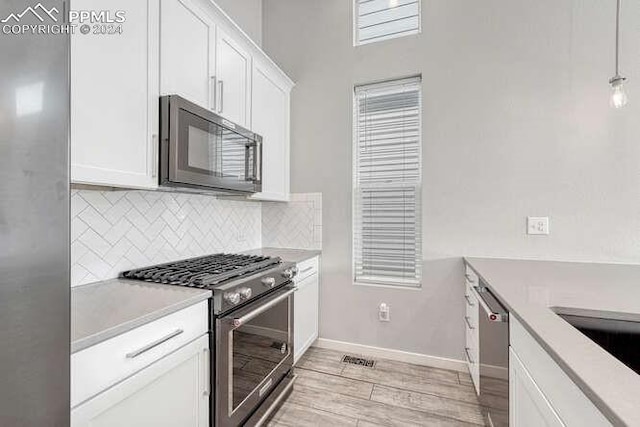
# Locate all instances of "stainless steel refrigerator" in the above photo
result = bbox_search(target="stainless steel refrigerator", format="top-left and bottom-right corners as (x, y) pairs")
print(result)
(0, 1), (70, 425)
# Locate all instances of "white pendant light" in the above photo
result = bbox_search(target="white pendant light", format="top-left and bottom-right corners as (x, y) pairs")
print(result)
(610, 0), (628, 108)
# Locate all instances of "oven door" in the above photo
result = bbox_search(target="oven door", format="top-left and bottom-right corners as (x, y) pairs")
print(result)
(161, 95), (262, 193)
(215, 285), (295, 427)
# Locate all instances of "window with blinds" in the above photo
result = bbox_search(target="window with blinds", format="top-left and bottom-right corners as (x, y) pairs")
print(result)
(354, 0), (421, 46)
(353, 77), (422, 287)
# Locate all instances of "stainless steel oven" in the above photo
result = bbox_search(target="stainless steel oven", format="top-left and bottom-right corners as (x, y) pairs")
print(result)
(215, 284), (295, 427)
(160, 95), (262, 193)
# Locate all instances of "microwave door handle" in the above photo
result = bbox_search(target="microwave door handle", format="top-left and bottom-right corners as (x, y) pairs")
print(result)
(245, 144), (250, 181)
(255, 140), (262, 183)
(245, 142), (255, 182)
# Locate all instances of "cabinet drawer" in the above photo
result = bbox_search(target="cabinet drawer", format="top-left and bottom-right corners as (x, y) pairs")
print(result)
(465, 288), (477, 320)
(296, 256), (319, 282)
(465, 334), (480, 395)
(465, 266), (479, 289)
(71, 301), (208, 408)
(71, 334), (210, 427)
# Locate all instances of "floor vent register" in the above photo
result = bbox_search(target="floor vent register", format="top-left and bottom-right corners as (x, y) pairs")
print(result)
(342, 355), (376, 368)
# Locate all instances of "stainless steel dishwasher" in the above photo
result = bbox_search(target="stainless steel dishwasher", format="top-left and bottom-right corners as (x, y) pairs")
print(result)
(472, 284), (510, 427)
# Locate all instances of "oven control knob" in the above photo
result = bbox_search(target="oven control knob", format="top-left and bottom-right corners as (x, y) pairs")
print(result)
(261, 277), (276, 288)
(224, 291), (241, 305)
(281, 267), (298, 280)
(238, 287), (252, 299)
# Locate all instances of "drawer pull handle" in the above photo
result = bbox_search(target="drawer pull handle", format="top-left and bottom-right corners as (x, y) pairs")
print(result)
(464, 347), (475, 364)
(464, 316), (475, 330)
(300, 266), (315, 274)
(464, 294), (475, 307)
(126, 329), (184, 359)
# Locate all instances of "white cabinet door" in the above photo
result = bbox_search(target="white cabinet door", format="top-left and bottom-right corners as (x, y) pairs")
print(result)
(71, 0), (159, 190)
(160, 0), (216, 110)
(249, 61), (291, 202)
(294, 264), (319, 363)
(216, 29), (251, 127)
(510, 317), (611, 426)
(510, 348), (565, 427)
(72, 335), (209, 427)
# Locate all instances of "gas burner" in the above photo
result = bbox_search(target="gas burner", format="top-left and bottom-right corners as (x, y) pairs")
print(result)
(121, 253), (281, 288)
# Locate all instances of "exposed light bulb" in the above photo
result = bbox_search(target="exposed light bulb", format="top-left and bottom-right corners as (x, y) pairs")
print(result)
(610, 77), (628, 109)
(609, 0), (628, 109)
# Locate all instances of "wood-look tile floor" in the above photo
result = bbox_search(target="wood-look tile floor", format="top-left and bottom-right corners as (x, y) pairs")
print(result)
(267, 347), (486, 427)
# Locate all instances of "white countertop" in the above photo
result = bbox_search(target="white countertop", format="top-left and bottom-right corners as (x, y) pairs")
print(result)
(71, 279), (211, 353)
(465, 257), (640, 426)
(71, 248), (320, 353)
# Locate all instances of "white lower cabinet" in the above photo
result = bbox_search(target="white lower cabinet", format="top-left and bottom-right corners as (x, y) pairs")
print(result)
(510, 317), (611, 427)
(464, 266), (480, 394)
(72, 334), (209, 427)
(294, 256), (320, 363)
(510, 348), (564, 426)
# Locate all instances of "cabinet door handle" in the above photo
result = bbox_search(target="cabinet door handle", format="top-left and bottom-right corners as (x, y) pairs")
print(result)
(464, 316), (475, 330)
(464, 347), (475, 364)
(203, 348), (210, 396)
(218, 80), (224, 114)
(464, 294), (475, 307)
(210, 76), (217, 111)
(125, 329), (184, 359)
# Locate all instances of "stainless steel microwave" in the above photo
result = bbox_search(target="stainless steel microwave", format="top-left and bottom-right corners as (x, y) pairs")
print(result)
(159, 95), (262, 193)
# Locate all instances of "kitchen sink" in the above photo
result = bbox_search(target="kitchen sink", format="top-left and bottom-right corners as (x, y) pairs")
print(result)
(555, 309), (640, 376)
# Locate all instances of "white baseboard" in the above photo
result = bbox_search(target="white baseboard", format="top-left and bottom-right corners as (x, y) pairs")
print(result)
(313, 338), (468, 373)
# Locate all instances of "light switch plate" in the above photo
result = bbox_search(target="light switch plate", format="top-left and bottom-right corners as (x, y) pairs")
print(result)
(527, 217), (549, 235)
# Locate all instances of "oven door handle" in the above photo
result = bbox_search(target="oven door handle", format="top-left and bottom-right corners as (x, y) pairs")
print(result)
(231, 287), (297, 328)
(472, 286), (508, 322)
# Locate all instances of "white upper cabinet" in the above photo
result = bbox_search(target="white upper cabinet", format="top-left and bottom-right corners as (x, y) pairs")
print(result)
(71, 0), (159, 190)
(250, 59), (291, 201)
(71, 0), (293, 193)
(160, 0), (216, 110)
(215, 28), (252, 128)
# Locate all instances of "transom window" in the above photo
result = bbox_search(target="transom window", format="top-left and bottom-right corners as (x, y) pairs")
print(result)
(353, 77), (422, 287)
(354, 0), (421, 46)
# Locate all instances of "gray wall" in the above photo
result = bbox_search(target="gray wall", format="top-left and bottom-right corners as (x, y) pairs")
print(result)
(263, 0), (640, 360)
(215, 0), (263, 46)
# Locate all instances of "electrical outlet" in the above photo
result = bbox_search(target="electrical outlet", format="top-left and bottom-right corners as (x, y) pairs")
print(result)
(379, 303), (390, 322)
(236, 230), (246, 242)
(527, 217), (549, 235)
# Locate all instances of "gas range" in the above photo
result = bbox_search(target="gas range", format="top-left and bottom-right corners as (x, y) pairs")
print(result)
(121, 252), (298, 426)
(120, 253), (298, 315)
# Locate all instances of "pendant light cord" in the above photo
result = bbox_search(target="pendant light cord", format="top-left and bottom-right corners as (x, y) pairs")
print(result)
(615, 0), (621, 76)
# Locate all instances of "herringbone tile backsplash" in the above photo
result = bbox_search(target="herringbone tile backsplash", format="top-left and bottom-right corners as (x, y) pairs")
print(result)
(71, 190), (262, 286)
(263, 193), (322, 250)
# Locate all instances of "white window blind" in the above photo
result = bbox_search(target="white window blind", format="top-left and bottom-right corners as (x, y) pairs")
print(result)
(353, 77), (422, 287)
(354, 0), (421, 45)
